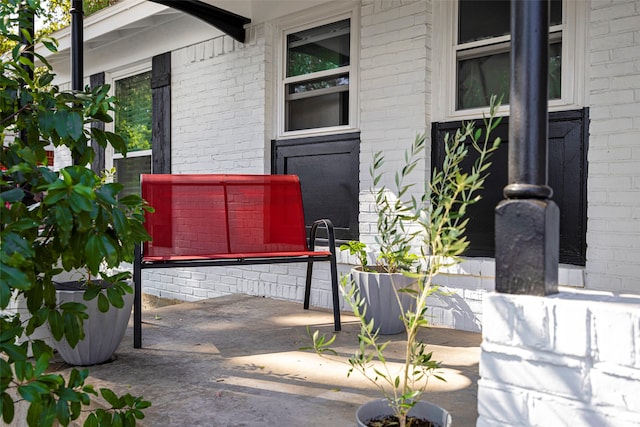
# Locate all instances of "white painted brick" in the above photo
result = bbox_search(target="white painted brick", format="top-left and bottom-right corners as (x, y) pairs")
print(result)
(480, 343), (587, 399)
(593, 305), (636, 367)
(549, 298), (590, 358)
(591, 2), (638, 23)
(476, 418), (515, 427)
(528, 394), (623, 427)
(476, 380), (528, 425)
(591, 363), (640, 413)
(482, 293), (515, 344)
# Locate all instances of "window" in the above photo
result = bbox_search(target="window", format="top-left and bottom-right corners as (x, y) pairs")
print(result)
(456, 0), (562, 110)
(431, 0), (589, 265)
(279, 14), (357, 136)
(273, 8), (360, 243)
(433, 0), (585, 120)
(113, 71), (152, 198)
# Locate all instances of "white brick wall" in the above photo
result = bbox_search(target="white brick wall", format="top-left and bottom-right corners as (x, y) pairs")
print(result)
(478, 291), (640, 426)
(171, 25), (269, 174)
(586, 0), (640, 294)
(359, 0), (430, 248)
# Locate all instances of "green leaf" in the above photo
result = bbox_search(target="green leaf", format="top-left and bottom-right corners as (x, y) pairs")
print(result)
(68, 191), (93, 213)
(26, 401), (42, 426)
(84, 413), (98, 427)
(97, 293), (109, 313)
(2, 231), (33, 258)
(63, 312), (83, 348)
(106, 286), (124, 309)
(100, 388), (121, 408)
(43, 188), (67, 205)
(111, 208), (129, 236)
(0, 263), (30, 291)
(1, 392), (15, 424)
(67, 112), (84, 140)
(18, 381), (50, 402)
(34, 353), (51, 377)
(60, 301), (88, 313)
(84, 234), (104, 274)
(83, 285), (102, 302)
(90, 127), (108, 148)
(53, 110), (69, 138)
(0, 187), (25, 203)
(56, 399), (70, 426)
(96, 184), (119, 206)
(48, 310), (64, 341)
(106, 131), (127, 154)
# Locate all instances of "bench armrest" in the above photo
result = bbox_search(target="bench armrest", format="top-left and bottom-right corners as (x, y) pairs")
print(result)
(309, 219), (337, 253)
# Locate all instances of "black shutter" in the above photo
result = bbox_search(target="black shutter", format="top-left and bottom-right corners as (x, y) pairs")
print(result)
(272, 132), (360, 242)
(151, 52), (171, 174)
(431, 109), (589, 266)
(90, 72), (105, 173)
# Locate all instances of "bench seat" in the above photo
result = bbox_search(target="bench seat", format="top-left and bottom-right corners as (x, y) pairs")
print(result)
(143, 250), (332, 263)
(133, 174), (341, 348)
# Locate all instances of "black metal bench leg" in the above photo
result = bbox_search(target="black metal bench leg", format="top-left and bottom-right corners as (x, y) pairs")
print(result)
(329, 252), (341, 332)
(304, 260), (313, 310)
(308, 219), (341, 332)
(133, 244), (142, 348)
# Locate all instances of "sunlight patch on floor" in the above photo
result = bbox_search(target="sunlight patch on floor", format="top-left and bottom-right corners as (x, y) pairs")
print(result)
(225, 351), (473, 393)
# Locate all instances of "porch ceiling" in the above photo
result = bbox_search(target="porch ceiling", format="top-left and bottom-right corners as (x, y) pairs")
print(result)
(148, 0), (251, 43)
(37, 0), (250, 66)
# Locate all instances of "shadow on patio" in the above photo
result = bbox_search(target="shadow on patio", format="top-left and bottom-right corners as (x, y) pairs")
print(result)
(51, 294), (480, 426)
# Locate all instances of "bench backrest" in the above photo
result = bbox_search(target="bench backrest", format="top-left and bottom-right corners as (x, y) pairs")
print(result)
(141, 174), (310, 258)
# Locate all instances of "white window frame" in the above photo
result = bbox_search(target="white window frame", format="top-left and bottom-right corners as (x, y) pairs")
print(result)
(274, 3), (360, 139)
(105, 62), (152, 173)
(432, 0), (586, 122)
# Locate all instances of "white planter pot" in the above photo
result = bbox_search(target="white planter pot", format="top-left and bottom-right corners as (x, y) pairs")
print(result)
(53, 281), (134, 366)
(351, 267), (417, 334)
(356, 399), (452, 427)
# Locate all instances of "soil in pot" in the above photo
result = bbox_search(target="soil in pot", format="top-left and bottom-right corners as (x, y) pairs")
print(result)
(357, 399), (450, 427)
(364, 415), (438, 427)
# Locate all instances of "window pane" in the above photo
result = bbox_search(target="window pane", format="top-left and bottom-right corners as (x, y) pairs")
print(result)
(115, 72), (152, 152)
(457, 50), (510, 109)
(459, 0), (510, 44)
(287, 19), (350, 77)
(459, 0), (562, 44)
(285, 74), (349, 131)
(114, 155), (151, 199)
(550, 1), (562, 26)
(549, 41), (562, 99)
(457, 41), (562, 110)
(286, 92), (349, 131)
(287, 74), (349, 95)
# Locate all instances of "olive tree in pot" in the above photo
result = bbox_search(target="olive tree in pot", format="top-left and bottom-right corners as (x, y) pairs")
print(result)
(340, 134), (426, 335)
(1, 1), (151, 424)
(306, 97), (502, 427)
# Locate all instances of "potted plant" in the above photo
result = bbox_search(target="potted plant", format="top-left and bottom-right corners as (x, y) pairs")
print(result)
(306, 96), (502, 427)
(1, 1), (151, 424)
(340, 132), (426, 334)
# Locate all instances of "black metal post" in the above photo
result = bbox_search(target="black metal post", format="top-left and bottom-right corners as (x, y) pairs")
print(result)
(494, 0), (559, 296)
(133, 245), (142, 348)
(71, 0), (83, 92)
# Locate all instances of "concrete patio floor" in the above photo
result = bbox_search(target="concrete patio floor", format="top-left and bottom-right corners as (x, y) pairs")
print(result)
(51, 294), (481, 426)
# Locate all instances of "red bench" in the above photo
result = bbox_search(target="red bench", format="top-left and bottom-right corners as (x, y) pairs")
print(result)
(133, 174), (341, 348)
